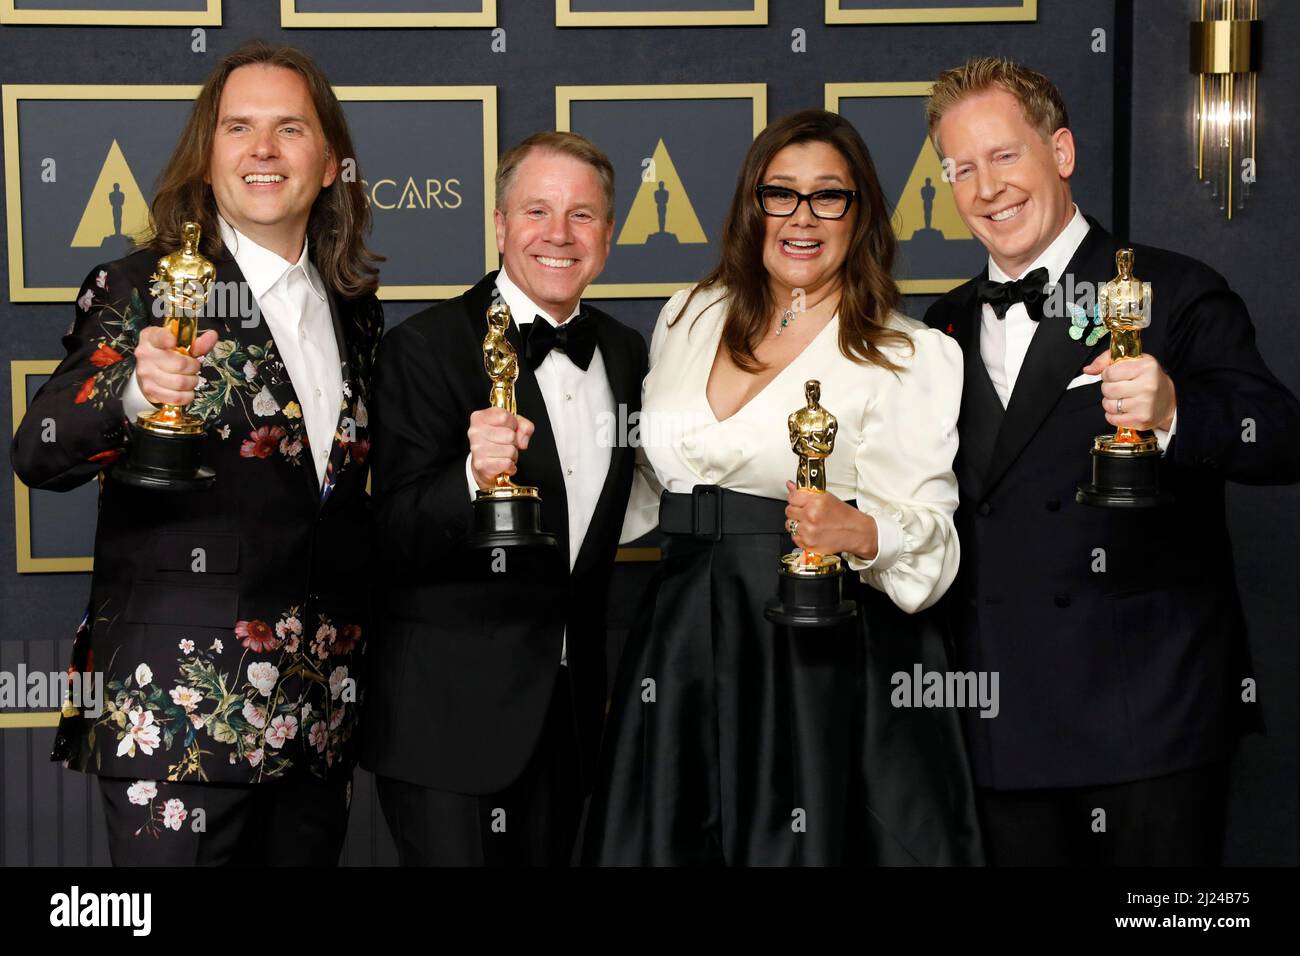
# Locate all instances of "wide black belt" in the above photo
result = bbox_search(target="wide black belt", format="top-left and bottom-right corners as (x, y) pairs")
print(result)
(659, 487), (789, 541)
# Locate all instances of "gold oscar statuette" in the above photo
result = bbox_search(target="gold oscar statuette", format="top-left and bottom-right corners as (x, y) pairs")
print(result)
(464, 299), (557, 549)
(764, 380), (857, 628)
(1077, 249), (1168, 507)
(113, 221), (217, 490)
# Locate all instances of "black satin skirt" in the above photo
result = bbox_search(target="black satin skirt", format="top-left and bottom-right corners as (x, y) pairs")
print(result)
(583, 507), (986, 866)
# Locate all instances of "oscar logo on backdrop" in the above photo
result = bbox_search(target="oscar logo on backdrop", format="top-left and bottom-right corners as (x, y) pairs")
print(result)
(892, 140), (980, 274)
(617, 138), (707, 249)
(70, 139), (147, 257)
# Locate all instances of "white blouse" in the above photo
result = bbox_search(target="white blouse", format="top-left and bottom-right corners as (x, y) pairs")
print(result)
(621, 284), (963, 614)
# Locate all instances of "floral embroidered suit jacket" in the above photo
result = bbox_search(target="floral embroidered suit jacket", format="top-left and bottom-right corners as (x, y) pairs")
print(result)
(11, 247), (383, 785)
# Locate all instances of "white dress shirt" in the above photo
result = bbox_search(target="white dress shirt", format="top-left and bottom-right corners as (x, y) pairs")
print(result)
(124, 216), (344, 486)
(465, 266), (614, 664)
(980, 205), (1174, 448)
(620, 284), (963, 615)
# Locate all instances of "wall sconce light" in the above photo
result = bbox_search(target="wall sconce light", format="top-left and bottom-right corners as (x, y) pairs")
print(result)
(1191, 0), (1260, 220)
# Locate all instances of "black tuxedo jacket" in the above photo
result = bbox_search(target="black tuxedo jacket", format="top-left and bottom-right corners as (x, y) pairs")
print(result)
(11, 248), (383, 784)
(358, 271), (649, 795)
(925, 218), (1300, 790)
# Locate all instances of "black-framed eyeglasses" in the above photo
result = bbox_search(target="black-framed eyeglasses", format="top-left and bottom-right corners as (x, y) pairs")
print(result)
(755, 184), (857, 220)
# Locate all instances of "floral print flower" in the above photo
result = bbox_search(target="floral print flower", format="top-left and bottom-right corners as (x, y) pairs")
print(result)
(247, 662), (279, 698)
(283, 401), (302, 419)
(353, 398), (368, 428)
(242, 699), (267, 729)
(169, 686), (203, 712)
(333, 623), (361, 656)
(311, 623), (337, 660)
(95, 270), (108, 289)
(240, 425), (285, 459)
(247, 748), (264, 768)
(275, 615), (302, 640)
(117, 708), (161, 758)
(266, 714), (298, 749)
(78, 288), (95, 312)
(243, 360), (257, 382)
(309, 721), (328, 753)
(235, 619), (279, 653)
(179, 639), (195, 654)
(276, 615), (303, 654)
(135, 663), (153, 686)
(252, 386), (280, 417)
(126, 780), (157, 806)
(162, 798), (187, 831)
(89, 343), (124, 367)
(74, 376), (96, 404)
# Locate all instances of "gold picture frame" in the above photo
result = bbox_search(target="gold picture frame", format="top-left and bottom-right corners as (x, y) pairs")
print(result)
(826, 81), (978, 295)
(0, 0), (220, 26)
(825, 0), (1035, 24)
(556, 83), (766, 298)
(3, 84), (498, 302)
(11, 359), (94, 574)
(280, 0), (494, 28)
(556, 0), (766, 27)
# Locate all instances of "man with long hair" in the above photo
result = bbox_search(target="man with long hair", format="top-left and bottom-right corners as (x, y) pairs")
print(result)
(924, 57), (1300, 865)
(11, 41), (384, 865)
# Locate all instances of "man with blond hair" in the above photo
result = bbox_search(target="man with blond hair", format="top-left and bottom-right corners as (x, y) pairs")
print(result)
(924, 57), (1300, 865)
(361, 131), (648, 866)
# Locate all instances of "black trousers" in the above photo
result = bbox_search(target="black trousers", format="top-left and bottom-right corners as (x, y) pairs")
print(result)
(98, 772), (352, 866)
(377, 668), (581, 867)
(976, 760), (1231, 866)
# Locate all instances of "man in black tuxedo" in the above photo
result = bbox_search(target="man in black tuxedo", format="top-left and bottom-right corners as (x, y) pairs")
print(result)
(360, 131), (648, 866)
(11, 42), (383, 865)
(923, 58), (1300, 865)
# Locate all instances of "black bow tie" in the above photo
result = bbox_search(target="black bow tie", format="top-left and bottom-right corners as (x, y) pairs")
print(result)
(521, 313), (596, 371)
(977, 266), (1051, 320)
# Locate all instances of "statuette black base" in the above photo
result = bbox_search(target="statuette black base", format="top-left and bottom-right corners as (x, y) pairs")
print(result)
(1076, 439), (1168, 508)
(764, 567), (857, 628)
(111, 420), (215, 491)
(465, 493), (557, 550)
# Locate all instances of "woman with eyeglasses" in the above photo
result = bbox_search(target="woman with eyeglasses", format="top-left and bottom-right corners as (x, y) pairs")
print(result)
(583, 110), (983, 866)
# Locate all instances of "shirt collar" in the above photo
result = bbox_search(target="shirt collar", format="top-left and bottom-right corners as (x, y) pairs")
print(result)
(987, 203), (1090, 286)
(494, 266), (581, 330)
(217, 215), (327, 304)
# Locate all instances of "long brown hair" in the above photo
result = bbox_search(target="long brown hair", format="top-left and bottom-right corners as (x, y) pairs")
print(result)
(146, 40), (382, 299)
(673, 109), (908, 372)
